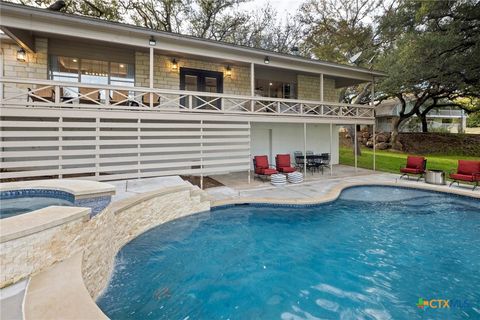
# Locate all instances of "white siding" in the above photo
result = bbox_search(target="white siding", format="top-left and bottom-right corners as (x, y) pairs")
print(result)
(250, 122), (339, 167)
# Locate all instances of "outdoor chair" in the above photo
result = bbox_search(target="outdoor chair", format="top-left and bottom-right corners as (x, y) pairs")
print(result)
(320, 153), (331, 170)
(110, 90), (131, 106)
(294, 151), (304, 170)
(28, 87), (55, 103)
(400, 156), (427, 181)
(275, 154), (296, 173)
(253, 155), (277, 181)
(449, 160), (480, 190)
(142, 93), (160, 107)
(79, 87), (101, 104)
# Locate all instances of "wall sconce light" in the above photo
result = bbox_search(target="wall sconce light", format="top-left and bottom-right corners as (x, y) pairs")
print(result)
(149, 36), (156, 46)
(171, 58), (178, 71)
(264, 56), (270, 64)
(225, 65), (232, 78)
(17, 48), (26, 62)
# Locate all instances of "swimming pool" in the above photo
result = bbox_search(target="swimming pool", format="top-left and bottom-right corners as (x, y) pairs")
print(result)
(0, 189), (74, 219)
(97, 186), (480, 319)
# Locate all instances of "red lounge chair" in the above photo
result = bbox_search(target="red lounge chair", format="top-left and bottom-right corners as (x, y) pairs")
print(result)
(449, 160), (480, 191)
(400, 156), (427, 181)
(253, 155), (277, 181)
(275, 154), (296, 173)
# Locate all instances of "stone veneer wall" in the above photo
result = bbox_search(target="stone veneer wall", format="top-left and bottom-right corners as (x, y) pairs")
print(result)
(135, 52), (251, 96)
(0, 187), (209, 300)
(297, 74), (338, 102)
(82, 188), (209, 298)
(1, 38), (48, 100)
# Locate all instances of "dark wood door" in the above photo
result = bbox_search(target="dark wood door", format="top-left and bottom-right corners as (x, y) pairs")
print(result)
(180, 68), (223, 109)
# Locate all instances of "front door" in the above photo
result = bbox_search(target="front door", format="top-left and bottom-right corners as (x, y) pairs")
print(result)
(180, 68), (223, 109)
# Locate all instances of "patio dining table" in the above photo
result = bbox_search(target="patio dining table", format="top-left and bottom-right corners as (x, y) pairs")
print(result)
(295, 155), (326, 174)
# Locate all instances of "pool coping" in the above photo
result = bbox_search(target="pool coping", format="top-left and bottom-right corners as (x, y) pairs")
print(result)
(211, 180), (480, 208)
(0, 179), (115, 200)
(21, 181), (479, 320)
(0, 206), (91, 243)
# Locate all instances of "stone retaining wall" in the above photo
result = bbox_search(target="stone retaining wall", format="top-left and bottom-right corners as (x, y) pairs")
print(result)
(82, 187), (210, 298)
(0, 186), (210, 300)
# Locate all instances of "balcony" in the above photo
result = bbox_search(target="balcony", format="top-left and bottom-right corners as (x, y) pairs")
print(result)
(0, 78), (374, 120)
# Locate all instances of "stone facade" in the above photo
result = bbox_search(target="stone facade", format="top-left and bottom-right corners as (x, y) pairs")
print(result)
(1, 38), (48, 100)
(135, 52), (251, 96)
(297, 75), (338, 102)
(0, 186), (210, 300)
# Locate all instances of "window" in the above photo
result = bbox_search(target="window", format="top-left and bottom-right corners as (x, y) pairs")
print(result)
(49, 55), (135, 86)
(254, 79), (296, 99)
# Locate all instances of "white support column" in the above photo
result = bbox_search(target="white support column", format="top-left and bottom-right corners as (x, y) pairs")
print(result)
(371, 77), (376, 172)
(373, 123), (376, 171)
(200, 119), (204, 190)
(149, 47), (154, 108)
(248, 121), (251, 184)
(320, 73), (324, 102)
(370, 77), (375, 106)
(250, 63), (255, 112)
(354, 123), (358, 173)
(329, 122), (333, 176)
(58, 117), (63, 179)
(303, 122), (307, 178)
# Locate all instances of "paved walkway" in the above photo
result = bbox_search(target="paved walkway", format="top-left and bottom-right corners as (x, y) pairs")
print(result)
(206, 172), (479, 202)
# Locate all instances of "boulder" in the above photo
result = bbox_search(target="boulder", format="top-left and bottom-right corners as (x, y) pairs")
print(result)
(376, 133), (389, 143)
(375, 142), (390, 150)
(366, 141), (374, 148)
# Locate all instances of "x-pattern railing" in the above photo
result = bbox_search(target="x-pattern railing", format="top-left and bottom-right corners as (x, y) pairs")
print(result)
(0, 78), (374, 119)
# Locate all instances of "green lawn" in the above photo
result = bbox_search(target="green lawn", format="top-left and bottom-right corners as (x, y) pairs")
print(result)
(339, 147), (479, 176)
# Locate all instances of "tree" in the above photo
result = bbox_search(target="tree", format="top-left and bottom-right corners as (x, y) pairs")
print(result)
(377, 0), (480, 146)
(14, 0), (122, 20)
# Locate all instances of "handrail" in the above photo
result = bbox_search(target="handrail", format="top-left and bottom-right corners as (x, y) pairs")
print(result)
(0, 77), (375, 119)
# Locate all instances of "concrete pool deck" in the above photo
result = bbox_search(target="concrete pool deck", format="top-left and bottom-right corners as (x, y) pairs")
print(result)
(206, 171), (480, 204)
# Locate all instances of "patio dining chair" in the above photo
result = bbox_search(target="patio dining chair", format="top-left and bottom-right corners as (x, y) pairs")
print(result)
(320, 153), (331, 170)
(294, 151), (304, 170)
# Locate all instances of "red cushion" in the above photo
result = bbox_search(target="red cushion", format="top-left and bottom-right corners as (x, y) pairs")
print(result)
(400, 167), (423, 174)
(254, 155), (269, 169)
(406, 156), (425, 170)
(457, 160), (480, 175)
(276, 154), (291, 168)
(450, 173), (477, 182)
(256, 168), (277, 175)
(279, 167), (296, 173)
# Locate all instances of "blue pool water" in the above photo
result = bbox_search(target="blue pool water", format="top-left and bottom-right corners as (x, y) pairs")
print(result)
(0, 189), (75, 219)
(97, 186), (480, 319)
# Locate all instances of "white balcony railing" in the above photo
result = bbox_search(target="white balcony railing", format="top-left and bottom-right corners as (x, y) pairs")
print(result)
(0, 78), (374, 119)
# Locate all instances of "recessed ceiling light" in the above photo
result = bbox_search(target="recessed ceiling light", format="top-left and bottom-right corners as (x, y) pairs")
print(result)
(119, 64), (125, 68)
(72, 59), (78, 62)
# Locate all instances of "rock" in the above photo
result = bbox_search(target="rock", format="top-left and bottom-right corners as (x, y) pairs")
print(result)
(362, 132), (370, 139)
(366, 141), (374, 148)
(375, 142), (390, 150)
(376, 134), (389, 143)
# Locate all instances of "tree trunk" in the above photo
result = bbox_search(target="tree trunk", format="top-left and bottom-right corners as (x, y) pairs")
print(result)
(391, 117), (402, 150)
(347, 125), (361, 156)
(420, 115), (428, 132)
